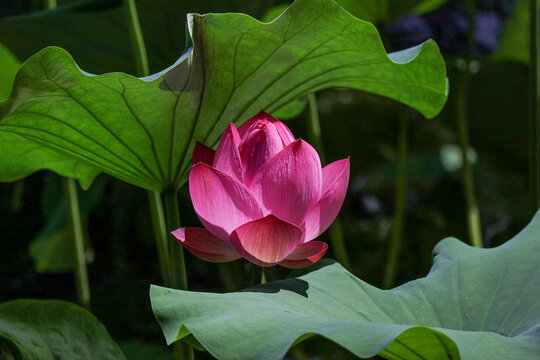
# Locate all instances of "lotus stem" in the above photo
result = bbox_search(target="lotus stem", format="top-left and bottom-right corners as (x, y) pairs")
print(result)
(11, 181), (23, 211)
(163, 191), (188, 291)
(307, 93), (352, 270)
(46, 0), (92, 310)
(123, 0), (149, 77)
(261, 269), (267, 284)
(457, 0), (483, 248)
(62, 177), (91, 310)
(122, 1), (191, 358)
(164, 191), (193, 360)
(218, 263), (240, 291)
(383, 112), (409, 289)
(529, 0), (540, 212)
(147, 192), (171, 286)
(250, 264), (265, 286)
(44, 0), (57, 10)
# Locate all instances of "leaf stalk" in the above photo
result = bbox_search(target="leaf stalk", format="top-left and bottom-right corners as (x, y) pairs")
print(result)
(457, 0), (483, 248)
(383, 112), (409, 289)
(62, 177), (91, 310)
(307, 93), (352, 270)
(529, 0), (540, 212)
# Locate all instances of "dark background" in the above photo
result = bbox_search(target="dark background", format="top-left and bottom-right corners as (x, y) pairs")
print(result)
(0, 0), (530, 358)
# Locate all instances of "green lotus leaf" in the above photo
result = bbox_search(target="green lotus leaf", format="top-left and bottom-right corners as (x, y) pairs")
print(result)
(150, 212), (540, 360)
(0, 299), (125, 360)
(0, 0), (447, 191)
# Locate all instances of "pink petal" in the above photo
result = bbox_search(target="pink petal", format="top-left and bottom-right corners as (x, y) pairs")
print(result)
(239, 121), (284, 184)
(302, 158), (350, 242)
(213, 124), (243, 181)
(279, 241), (328, 269)
(238, 111), (295, 146)
(250, 139), (322, 226)
(172, 227), (241, 262)
(192, 142), (215, 165)
(189, 163), (264, 241)
(229, 215), (304, 267)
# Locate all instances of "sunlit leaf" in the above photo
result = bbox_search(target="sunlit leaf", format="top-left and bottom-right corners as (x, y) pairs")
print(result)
(0, 0), (447, 191)
(0, 299), (125, 360)
(151, 211), (540, 360)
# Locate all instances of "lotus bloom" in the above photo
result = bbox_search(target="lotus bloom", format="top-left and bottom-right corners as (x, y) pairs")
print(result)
(173, 111), (350, 268)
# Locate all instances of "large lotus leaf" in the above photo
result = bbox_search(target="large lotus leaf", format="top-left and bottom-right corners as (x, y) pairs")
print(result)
(0, 0), (277, 75)
(335, 0), (447, 25)
(0, 0), (447, 192)
(0, 299), (125, 360)
(150, 211), (540, 360)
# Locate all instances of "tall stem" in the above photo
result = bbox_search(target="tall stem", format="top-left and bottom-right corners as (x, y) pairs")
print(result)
(457, 0), (483, 248)
(250, 264), (264, 286)
(163, 191), (188, 291)
(45, 0), (91, 309)
(164, 191), (193, 360)
(44, 0), (57, 10)
(122, 0), (173, 288)
(306, 93), (351, 270)
(218, 263), (240, 291)
(63, 177), (91, 309)
(383, 113), (408, 289)
(530, 0), (540, 212)
(122, 2), (191, 358)
(147, 192), (171, 286)
(123, 0), (149, 77)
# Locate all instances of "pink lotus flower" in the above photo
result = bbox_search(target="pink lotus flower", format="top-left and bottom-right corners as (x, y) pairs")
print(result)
(173, 111), (350, 268)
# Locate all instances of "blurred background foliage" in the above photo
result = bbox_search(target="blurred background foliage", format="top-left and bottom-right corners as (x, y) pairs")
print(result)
(0, 0), (531, 358)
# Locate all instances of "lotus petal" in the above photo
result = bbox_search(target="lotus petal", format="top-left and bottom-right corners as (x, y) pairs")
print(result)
(189, 163), (263, 241)
(303, 158), (350, 241)
(230, 215), (303, 266)
(239, 121), (284, 183)
(192, 142), (215, 166)
(250, 139), (322, 226)
(238, 111), (295, 146)
(213, 124), (243, 181)
(279, 241), (328, 269)
(172, 227), (241, 262)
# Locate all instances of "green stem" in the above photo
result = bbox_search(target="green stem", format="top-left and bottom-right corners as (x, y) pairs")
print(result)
(530, 0), (540, 212)
(250, 264), (264, 286)
(163, 191), (193, 360)
(123, 0), (149, 77)
(121, 2), (190, 358)
(383, 113), (408, 289)
(261, 269), (267, 284)
(62, 177), (91, 310)
(147, 192), (171, 286)
(44, 0), (57, 10)
(307, 93), (351, 270)
(163, 191), (188, 291)
(456, 0), (483, 248)
(218, 263), (240, 291)
(11, 181), (23, 211)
